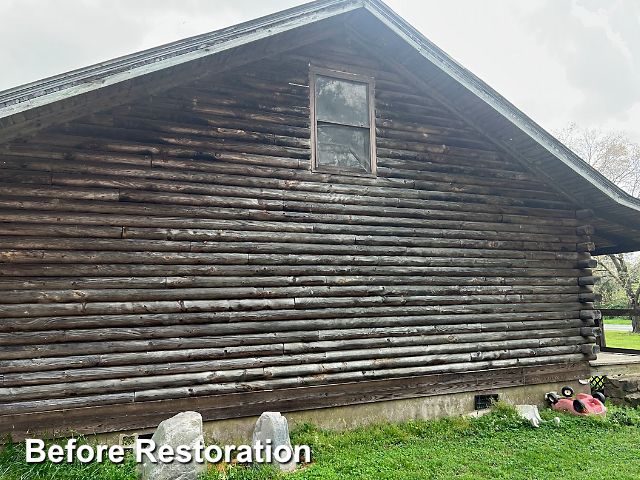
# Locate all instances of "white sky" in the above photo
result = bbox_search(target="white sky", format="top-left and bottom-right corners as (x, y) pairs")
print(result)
(1, 0), (639, 141)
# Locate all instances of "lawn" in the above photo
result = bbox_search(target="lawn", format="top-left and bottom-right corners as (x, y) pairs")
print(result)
(603, 331), (640, 349)
(603, 316), (632, 325)
(0, 439), (139, 480)
(2, 404), (639, 480)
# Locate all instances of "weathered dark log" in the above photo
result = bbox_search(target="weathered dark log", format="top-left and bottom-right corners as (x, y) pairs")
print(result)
(0, 292), (583, 324)
(0, 271), (568, 290)
(376, 100), (465, 126)
(27, 130), (312, 159)
(0, 282), (584, 306)
(378, 165), (555, 194)
(577, 258), (597, 269)
(61, 118), (311, 150)
(213, 72), (310, 96)
(2, 141), (564, 216)
(0, 368), (266, 402)
(0, 168), (51, 185)
(157, 88), (310, 117)
(2, 334), (587, 388)
(575, 209), (595, 219)
(1, 343), (284, 373)
(0, 262), (590, 279)
(0, 393), (136, 416)
(138, 95), (311, 125)
(171, 82), (308, 108)
(576, 225), (595, 236)
(376, 105), (485, 132)
(0, 237), (192, 253)
(0, 272), (581, 293)
(374, 119), (485, 148)
(581, 327), (602, 337)
(0, 196), (583, 242)
(0, 347), (585, 402)
(377, 156), (543, 184)
(0, 223), (123, 239)
(0, 306), (581, 336)
(0, 182), (120, 201)
(0, 306), (581, 332)
(578, 276), (600, 286)
(1, 154), (581, 225)
(578, 293), (602, 303)
(580, 310), (599, 321)
(0, 249), (580, 270)
(122, 226), (574, 251)
(0, 151), (555, 218)
(577, 242), (595, 252)
(3, 145), (153, 168)
(20, 167), (572, 220)
(0, 249), (251, 265)
(0, 312), (583, 360)
(82, 112), (311, 141)
(124, 225), (581, 252)
(581, 344), (600, 355)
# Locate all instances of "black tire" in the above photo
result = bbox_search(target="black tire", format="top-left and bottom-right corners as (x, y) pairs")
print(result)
(593, 392), (605, 404)
(573, 399), (586, 413)
(561, 386), (574, 398)
(546, 392), (559, 405)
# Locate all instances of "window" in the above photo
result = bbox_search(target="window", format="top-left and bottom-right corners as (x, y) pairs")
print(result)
(310, 67), (376, 175)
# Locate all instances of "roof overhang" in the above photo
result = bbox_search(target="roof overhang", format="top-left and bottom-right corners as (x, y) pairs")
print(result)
(2, 0), (640, 254)
(0, 0), (363, 143)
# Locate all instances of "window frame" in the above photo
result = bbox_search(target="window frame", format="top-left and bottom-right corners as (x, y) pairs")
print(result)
(310, 66), (377, 176)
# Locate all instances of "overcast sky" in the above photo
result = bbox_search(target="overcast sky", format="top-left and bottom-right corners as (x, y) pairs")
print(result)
(1, 0), (639, 141)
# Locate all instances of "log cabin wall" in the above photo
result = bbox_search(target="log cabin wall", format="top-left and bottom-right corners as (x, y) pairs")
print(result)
(0, 35), (597, 438)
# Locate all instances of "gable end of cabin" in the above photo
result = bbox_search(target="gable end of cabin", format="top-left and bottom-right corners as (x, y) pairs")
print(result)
(0, 12), (602, 441)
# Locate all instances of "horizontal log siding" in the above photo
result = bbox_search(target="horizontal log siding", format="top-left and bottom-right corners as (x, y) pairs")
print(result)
(0, 36), (593, 436)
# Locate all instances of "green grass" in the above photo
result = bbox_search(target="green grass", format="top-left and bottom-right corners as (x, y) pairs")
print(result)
(3, 405), (640, 480)
(599, 316), (639, 349)
(603, 316), (632, 325)
(0, 435), (139, 480)
(604, 331), (640, 349)
(256, 405), (640, 480)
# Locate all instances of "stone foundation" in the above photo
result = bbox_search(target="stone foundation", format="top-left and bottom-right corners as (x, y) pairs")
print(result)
(603, 374), (640, 407)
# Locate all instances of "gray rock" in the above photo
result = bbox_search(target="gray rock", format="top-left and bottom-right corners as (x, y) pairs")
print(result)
(604, 374), (640, 406)
(251, 412), (296, 472)
(140, 411), (207, 480)
(624, 391), (640, 407)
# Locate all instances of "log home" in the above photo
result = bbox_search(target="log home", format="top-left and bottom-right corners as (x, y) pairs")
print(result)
(2, 0), (640, 440)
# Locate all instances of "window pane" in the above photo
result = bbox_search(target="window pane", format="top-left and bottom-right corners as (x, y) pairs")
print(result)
(316, 75), (369, 127)
(317, 123), (370, 171)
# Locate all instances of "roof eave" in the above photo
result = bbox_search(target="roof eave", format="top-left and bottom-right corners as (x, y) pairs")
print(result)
(0, 0), (363, 121)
